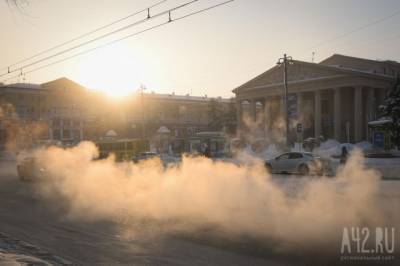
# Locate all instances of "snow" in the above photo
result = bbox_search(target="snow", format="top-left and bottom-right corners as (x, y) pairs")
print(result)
(368, 118), (392, 126)
(314, 139), (400, 178)
(260, 144), (281, 159)
(311, 139), (372, 158)
(364, 157), (400, 179)
(0, 250), (52, 266)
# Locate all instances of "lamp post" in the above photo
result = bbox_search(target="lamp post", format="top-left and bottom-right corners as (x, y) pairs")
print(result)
(277, 54), (293, 147)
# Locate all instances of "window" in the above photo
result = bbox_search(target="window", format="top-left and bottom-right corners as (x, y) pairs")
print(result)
(73, 119), (80, 127)
(277, 153), (290, 160)
(63, 119), (71, 127)
(63, 130), (71, 139)
(73, 130), (80, 140)
(53, 129), (61, 140)
(126, 142), (133, 149)
(53, 118), (60, 127)
(289, 153), (303, 159)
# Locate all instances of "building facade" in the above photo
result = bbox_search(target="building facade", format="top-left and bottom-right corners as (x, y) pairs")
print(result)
(1, 77), (235, 153)
(124, 93), (233, 138)
(0, 78), (95, 150)
(123, 93), (234, 153)
(233, 54), (399, 144)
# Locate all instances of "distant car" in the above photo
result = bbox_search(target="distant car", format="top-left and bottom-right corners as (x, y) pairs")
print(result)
(17, 157), (48, 182)
(264, 152), (332, 176)
(132, 152), (159, 163)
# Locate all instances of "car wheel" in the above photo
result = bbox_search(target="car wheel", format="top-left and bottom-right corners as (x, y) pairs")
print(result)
(298, 164), (309, 176)
(265, 163), (272, 174)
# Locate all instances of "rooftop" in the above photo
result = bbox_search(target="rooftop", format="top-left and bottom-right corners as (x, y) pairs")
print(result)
(143, 92), (232, 103)
(0, 83), (42, 90)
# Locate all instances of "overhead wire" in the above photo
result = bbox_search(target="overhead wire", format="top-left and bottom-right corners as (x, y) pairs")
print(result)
(0, 0), (199, 79)
(2, 0), (235, 84)
(298, 7), (400, 60)
(0, 0), (167, 73)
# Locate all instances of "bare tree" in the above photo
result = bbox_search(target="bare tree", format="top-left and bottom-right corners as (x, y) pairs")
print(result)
(5, 0), (30, 14)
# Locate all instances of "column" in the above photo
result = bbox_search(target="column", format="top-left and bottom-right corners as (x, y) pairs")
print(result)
(60, 118), (64, 140)
(295, 92), (305, 142)
(264, 97), (270, 137)
(354, 86), (362, 142)
(314, 90), (321, 139)
(236, 101), (242, 137)
(80, 120), (84, 141)
(296, 92), (304, 143)
(48, 127), (53, 140)
(366, 88), (375, 141)
(333, 88), (341, 141)
(367, 88), (376, 121)
(297, 92), (303, 122)
(280, 96), (285, 118)
(250, 99), (257, 122)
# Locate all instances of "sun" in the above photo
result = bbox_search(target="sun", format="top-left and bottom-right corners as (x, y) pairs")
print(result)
(74, 43), (151, 98)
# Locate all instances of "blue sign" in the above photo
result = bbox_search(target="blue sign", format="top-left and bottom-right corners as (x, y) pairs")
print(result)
(373, 132), (384, 148)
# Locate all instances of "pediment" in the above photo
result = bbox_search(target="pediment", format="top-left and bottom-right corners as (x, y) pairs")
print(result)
(234, 61), (344, 92)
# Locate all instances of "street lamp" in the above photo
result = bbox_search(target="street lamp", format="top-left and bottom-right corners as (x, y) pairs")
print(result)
(277, 54), (293, 147)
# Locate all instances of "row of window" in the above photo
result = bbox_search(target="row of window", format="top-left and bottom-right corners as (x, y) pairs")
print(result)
(52, 118), (82, 127)
(52, 129), (82, 140)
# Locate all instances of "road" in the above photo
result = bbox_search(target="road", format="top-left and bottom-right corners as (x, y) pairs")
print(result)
(0, 161), (297, 265)
(0, 160), (399, 265)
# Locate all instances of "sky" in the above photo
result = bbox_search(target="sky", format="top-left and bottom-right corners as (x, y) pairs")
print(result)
(1, 0), (400, 98)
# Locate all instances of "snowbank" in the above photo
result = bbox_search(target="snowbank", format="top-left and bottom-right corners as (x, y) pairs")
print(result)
(260, 143), (281, 160)
(313, 139), (373, 158)
(315, 139), (400, 178)
(0, 250), (52, 266)
(0, 232), (72, 265)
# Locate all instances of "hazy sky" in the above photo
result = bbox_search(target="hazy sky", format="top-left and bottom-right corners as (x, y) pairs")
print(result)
(1, 0), (400, 98)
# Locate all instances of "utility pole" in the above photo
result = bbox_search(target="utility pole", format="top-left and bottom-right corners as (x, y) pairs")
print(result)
(277, 54), (293, 147)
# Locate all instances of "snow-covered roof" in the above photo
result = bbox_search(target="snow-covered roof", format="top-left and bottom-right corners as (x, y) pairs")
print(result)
(368, 118), (392, 126)
(105, 129), (117, 137)
(157, 126), (171, 134)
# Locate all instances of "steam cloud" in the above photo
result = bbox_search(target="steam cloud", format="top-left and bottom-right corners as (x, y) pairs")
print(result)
(30, 142), (399, 255)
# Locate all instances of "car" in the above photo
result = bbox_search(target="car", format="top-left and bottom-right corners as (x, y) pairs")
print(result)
(17, 157), (48, 182)
(264, 152), (332, 176)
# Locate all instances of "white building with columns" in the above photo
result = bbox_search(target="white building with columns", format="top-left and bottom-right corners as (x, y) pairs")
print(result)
(233, 54), (399, 144)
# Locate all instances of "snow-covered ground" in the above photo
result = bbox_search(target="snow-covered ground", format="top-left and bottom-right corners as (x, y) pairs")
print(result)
(0, 232), (71, 265)
(313, 139), (400, 178)
(0, 250), (52, 266)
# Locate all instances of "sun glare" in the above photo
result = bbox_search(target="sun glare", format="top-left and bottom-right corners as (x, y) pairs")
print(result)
(75, 44), (151, 98)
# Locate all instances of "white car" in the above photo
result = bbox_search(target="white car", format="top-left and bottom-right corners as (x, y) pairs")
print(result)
(265, 152), (332, 175)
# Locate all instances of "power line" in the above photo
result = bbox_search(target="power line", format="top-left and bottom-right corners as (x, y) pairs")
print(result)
(2, 0), (235, 84)
(300, 7), (400, 58)
(0, 0), (167, 73)
(0, 0), (199, 79)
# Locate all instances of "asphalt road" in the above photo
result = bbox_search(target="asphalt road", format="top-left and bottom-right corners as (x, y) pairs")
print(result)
(0, 161), (399, 265)
(0, 161), (297, 266)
